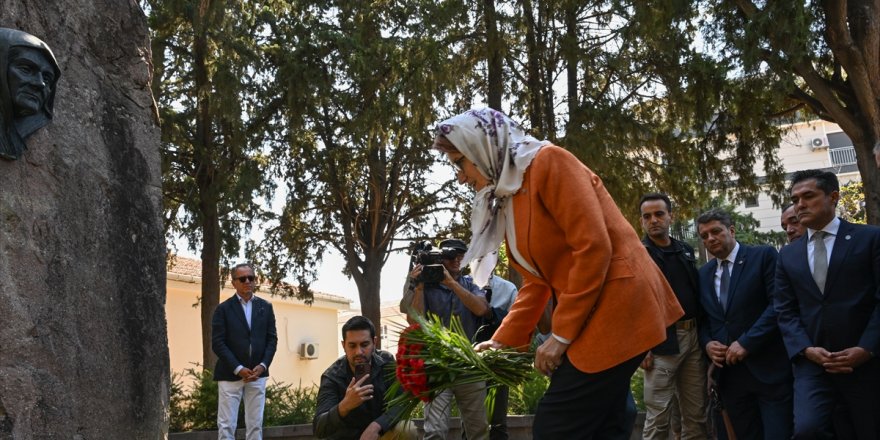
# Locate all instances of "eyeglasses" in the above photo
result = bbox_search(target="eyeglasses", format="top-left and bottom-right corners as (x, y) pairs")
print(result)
(235, 275), (256, 283)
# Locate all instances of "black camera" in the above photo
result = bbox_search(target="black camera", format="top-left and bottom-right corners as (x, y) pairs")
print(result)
(409, 241), (458, 284)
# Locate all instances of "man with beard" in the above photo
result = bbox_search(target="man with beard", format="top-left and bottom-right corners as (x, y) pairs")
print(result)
(638, 193), (707, 439)
(314, 316), (407, 440)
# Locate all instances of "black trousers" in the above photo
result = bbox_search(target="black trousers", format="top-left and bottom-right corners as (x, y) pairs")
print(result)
(532, 353), (643, 440)
(717, 362), (792, 440)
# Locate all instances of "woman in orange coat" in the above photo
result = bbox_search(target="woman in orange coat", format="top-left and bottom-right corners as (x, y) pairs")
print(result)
(434, 108), (683, 439)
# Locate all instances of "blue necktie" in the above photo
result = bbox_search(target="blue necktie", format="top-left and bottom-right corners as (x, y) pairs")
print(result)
(719, 260), (730, 312)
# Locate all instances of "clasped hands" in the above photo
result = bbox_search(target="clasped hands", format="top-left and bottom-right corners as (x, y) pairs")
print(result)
(476, 336), (568, 377)
(237, 364), (266, 383)
(705, 340), (749, 368)
(803, 346), (872, 373)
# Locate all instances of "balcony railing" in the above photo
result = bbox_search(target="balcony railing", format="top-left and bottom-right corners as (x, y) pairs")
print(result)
(830, 146), (857, 166)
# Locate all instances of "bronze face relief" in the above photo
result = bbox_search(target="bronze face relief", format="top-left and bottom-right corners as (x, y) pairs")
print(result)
(0, 28), (60, 161)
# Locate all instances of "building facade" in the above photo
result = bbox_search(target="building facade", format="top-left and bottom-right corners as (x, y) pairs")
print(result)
(166, 256), (351, 389)
(738, 119), (861, 233)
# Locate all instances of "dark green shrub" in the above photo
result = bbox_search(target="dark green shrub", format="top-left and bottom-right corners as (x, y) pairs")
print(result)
(263, 380), (318, 425)
(508, 369), (549, 415)
(169, 365), (219, 432)
(169, 365), (318, 432)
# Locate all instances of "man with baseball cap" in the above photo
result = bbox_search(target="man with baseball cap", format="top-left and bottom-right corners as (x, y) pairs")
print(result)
(401, 237), (490, 440)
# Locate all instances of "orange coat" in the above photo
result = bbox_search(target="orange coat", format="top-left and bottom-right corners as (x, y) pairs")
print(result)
(493, 146), (683, 373)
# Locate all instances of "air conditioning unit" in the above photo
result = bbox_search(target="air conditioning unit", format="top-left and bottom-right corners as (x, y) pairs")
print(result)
(299, 342), (319, 359)
(810, 136), (829, 150)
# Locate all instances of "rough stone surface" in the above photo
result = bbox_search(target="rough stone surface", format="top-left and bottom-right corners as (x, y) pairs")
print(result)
(0, 1), (168, 438)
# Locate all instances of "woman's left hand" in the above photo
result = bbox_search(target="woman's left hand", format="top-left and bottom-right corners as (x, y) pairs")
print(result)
(475, 339), (505, 352)
(535, 336), (568, 376)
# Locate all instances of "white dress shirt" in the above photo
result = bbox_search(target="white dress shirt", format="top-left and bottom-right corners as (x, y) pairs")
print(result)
(806, 217), (840, 274)
(714, 242), (740, 302)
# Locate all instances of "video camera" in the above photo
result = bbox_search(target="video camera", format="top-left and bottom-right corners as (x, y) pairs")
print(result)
(409, 240), (460, 284)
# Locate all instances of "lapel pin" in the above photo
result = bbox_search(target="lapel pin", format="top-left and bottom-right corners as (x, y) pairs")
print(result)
(845, 235), (851, 240)
(738, 260), (744, 265)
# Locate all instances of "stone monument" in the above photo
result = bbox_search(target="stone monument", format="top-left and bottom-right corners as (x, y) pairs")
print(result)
(0, 1), (168, 439)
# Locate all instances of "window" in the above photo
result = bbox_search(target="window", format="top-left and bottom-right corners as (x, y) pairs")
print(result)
(744, 196), (759, 208)
(828, 132), (858, 166)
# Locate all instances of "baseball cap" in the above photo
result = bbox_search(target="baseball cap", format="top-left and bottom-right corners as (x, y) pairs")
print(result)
(437, 238), (468, 253)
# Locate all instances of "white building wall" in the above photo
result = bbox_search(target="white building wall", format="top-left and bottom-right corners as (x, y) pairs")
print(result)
(739, 120), (862, 233)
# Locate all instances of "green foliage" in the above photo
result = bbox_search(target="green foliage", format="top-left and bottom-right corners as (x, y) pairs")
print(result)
(838, 181), (866, 225)
(387, 315), (534, 422)
(263, 380), (319, 426)
(630, 368), (646, 412)
(169, 366), (219, 432)
(630, 0), (880, 223)
(168, 366), (317, 433)
(251, 0), (481, 333)
(508, 368), (549, 415)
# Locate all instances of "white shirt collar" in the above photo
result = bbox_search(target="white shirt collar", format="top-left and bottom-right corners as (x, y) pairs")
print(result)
(719, 241), (740, 265)
(807, 216), (840, 241)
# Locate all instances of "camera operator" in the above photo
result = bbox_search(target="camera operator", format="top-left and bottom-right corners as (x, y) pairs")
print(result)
(400, 238), (490, 440)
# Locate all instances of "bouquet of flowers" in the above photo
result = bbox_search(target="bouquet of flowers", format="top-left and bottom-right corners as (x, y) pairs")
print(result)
(384, 314), (535, 422)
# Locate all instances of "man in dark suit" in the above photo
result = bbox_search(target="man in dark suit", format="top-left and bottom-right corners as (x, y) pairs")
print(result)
(697, 208), (792, 440)
(212, 263), (278, 440)
(775, 169), (880, 439)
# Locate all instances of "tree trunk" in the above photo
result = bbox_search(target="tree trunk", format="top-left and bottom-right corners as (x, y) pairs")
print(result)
(353, 259), (384, 349)
(199, 200), (221, 369)
(483, 0), (503, 111)
(563, 4), (578, 120)
(521, 0), (545, 136)
(193, 0), (221, 370)
(854, 138), (880, 224)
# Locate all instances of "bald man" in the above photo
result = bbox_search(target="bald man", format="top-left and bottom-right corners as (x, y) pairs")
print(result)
(780, 204), (805, 243)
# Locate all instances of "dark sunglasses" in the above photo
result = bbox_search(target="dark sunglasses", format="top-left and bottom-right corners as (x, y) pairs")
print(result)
(235, 275), (256, 283)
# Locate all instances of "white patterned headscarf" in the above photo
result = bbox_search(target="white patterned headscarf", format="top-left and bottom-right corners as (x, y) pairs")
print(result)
(435, 108), (550, 287)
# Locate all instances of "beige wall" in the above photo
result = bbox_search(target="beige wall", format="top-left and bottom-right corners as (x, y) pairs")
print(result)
(338, 303), (411, 357)
(167, 274), (350, 390)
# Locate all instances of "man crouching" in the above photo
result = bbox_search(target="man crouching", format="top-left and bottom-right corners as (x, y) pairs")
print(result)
(314, 316), (410, 439)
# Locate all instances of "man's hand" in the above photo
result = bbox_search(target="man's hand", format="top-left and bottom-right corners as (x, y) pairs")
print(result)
(536, 337), (568, 376)
(408, 265), (423, 282)
(640, 352), (654, 371)
(245, 364), (265, 382)
(359, 421), (383, 440)
(803, 346), (834, 367)
(823, 347), (873, 374)
(440, 265), (457, 288)
(725, 341), (749, 365)
(338, 375), (373, 417)
(237, 367), (254, 382)
(705, 341), (728, 368)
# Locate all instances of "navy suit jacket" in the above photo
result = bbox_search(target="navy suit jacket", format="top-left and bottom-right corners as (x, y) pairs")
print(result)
(699, 243), (791, 384)
(775, 219), (880, 359)
(212, 294), (278, 381)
